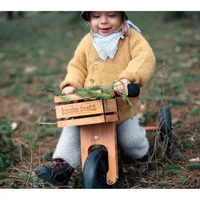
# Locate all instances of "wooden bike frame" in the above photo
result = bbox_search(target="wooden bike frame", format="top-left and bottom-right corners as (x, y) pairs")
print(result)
(54, 93), (157, 185)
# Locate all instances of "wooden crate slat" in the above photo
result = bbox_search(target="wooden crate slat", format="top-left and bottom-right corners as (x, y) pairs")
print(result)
(54, 91), (115, 103)
(105, 114), (119, 122)
(54, 95), (85, 103)
(55, 100), (104, 119)
(57, 115), (105, 127)
(103, 99), (118, 113)
(54, 90), (102, 103)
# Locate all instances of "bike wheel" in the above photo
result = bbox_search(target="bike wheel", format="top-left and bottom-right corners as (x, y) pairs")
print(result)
(83, 149), (110, 188)
(159, 106), (173, 151)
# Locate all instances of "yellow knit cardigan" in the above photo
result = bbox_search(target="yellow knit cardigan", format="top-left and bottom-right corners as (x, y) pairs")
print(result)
(60, 28), (156, 122)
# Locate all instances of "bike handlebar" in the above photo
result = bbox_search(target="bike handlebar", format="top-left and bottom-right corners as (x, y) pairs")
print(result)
(114, 84), (140, 98)
(127, 84), (140, 97)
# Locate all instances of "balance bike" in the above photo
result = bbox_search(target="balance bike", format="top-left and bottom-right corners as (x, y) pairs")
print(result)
(54, 84), (173, 188)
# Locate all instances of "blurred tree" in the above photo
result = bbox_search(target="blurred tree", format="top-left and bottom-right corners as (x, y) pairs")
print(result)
(164, 11), (200, 21)
(164, 12), (187, 21)
(70, 11), (81, 21)
(6, 11), (25, 20)
(59, 11), (81, 22)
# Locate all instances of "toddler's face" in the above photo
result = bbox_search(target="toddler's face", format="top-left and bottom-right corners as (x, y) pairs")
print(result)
(90, 11), (123, 36)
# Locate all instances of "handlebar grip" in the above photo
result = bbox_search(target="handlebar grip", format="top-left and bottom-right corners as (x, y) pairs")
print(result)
(127, 84), (140, 97)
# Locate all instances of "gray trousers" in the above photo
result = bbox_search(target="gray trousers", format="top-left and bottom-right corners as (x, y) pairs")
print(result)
(53, 115), (149, 169)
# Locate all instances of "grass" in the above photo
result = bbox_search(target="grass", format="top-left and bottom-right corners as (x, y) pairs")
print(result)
(0, 11), (200, 188)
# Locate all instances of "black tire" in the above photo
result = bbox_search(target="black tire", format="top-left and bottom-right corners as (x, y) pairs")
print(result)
(83, 149), (110, 188)
(159, 106), (173, 151)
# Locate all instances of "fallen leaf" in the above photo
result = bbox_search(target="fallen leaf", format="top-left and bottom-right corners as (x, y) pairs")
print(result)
(11, 122), (18, 131)
(189, 157), (200, 162)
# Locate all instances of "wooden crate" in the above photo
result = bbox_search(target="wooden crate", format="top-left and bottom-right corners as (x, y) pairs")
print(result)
(54, 93), (119, 127)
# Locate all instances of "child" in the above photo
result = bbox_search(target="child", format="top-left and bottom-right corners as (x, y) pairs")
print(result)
(35, 11), (156, 187)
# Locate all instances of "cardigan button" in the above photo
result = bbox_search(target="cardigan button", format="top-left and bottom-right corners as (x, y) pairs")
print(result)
(90, 79), (94, 84)
(94, 59), (99, 65)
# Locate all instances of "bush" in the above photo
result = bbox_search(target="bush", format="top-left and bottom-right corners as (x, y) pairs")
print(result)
(0, 117), (19, 172)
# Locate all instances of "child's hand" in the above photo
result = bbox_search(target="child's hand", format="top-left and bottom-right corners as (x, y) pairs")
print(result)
(62, 86), (75, 95)
(113, 79), (131, 96)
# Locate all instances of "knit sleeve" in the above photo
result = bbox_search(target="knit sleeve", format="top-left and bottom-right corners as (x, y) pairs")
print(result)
(118, 29), (156, 87)
(60, 35), (89, 90)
